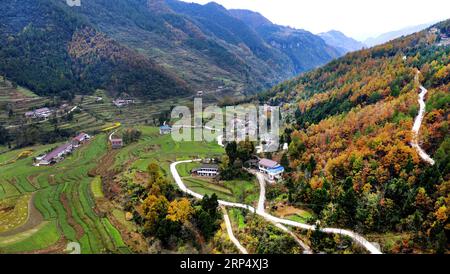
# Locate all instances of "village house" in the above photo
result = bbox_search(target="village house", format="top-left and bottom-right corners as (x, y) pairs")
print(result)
(34, 107), (52, 118)
(113, 99), (134, 107)
(192, 164), (220, 177)
(71, 133), (91, 147)
(258, 158), (284, 182)
(111, 138), (123, 149)
(35, 143), (73, 166)
(159, 125), (172, 135)
(25, 107), (53, 119)
(25, 111), (35, 119)
(34, 133), (92, 166)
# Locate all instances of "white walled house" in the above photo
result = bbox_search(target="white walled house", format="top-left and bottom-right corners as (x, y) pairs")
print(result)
(192, 164), (220, 177)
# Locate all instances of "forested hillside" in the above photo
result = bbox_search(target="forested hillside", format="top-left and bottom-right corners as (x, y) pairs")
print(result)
(0, 0), (344, 98)
(264, 20), (450, 253)
(0, 0), (189, 99)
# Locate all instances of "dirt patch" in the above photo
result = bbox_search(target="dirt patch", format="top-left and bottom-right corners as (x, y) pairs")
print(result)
(48, 175), (56, 185)
(274, 204), (311, 218)
(59, 193), (84, 240)
(134, 171), (149, 186)
(0, 206), (14, 213)
(107, 212), (148, 253)
(89, 149), (122, 200)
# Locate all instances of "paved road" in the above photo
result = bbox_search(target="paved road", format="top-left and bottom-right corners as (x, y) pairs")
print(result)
(170, 160), (383, 254)
(251, 170), (313, 253)
(256, 173), (266, 212)
(109, 130), (119, 141)
(221, 207), (248, 254)
(411, 72), (435, 165)
(274, 223), (313, 254)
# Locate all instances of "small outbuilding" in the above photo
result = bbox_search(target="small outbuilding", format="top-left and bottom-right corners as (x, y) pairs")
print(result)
(111, 138), (123, 149)
(159, 125), (172, 135)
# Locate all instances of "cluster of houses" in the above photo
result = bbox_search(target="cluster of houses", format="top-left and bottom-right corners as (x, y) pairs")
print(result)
(33, 133), (91, 166)
(25, 107), (52, 119)
(191, 158), (285, 183)
(430, 27), (450, 46)
(25, 104), (73, 120)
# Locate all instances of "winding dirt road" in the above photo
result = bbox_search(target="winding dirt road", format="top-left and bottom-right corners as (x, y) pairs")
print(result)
(411, 72), (435, 165)
(221, 207), (248, 254)
(170, 160), (382, 254)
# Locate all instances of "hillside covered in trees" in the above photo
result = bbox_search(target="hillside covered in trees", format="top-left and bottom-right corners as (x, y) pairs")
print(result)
(0, 0), (344, 99)
(264, 20), (450, 253)
(0, 0), (190, 99)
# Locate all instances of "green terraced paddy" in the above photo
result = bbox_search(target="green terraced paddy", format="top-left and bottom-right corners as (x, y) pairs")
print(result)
(0, 135), (129, 254)
(0, 126), (226, 253)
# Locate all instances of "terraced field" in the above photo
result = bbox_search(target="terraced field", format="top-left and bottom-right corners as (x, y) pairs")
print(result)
(0, 126), (226, 253)
(114, 127), (225, 174)
(0, 79), (109, 137)
(78, 90), (192, 127)
(0, 78), (50, 126)
(0, 135), (130, 254)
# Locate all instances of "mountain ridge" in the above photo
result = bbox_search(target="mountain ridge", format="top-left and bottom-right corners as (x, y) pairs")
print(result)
(318, 30), (366, 54)
(0, 0), (345, 99)
(364, 22), (437, 47)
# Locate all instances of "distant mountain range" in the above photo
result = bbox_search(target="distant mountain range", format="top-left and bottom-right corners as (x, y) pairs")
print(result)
(228, 9), (341, 73)
(364, 22), (437, 47)
(318, 30), (366, 54)
(0, 0), (344, 99)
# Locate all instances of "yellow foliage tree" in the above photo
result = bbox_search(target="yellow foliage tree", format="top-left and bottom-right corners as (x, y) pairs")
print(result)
(167, 198), (194, 223)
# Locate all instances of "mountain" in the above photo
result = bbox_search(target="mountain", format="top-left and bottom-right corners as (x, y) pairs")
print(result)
(318, 30), (366, 54)
(0, 0), (343, 99)
(229, 9), (342, 73)
(0, 0), (189, 99)
(262, 20), (450, 253)
(364, 22), (436, 47)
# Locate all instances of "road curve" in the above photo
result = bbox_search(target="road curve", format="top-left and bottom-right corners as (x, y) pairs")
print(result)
(253, 171), (313, 253)
(170, 160), (383, 254)
(221, 207), (248, 254)
(411, 74), (435, 165)
(256, 173), (266, 212)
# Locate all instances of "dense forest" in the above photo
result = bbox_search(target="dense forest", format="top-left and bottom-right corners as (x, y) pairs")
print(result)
(0, 0), (190, 99)
(265, 20), (450, 253)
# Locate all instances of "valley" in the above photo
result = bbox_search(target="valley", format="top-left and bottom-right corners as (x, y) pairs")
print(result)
(0, 0), (448, 256)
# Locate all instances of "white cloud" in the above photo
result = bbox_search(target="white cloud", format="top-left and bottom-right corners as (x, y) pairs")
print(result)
(179, 0), (450, 40)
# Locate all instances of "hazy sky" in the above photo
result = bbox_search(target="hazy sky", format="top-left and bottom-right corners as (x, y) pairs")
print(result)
(179, 0), (450, 40)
